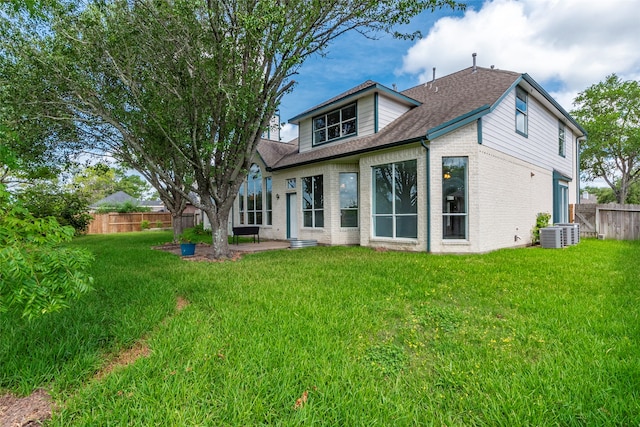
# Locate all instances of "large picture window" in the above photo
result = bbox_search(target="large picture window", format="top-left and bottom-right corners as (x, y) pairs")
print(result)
(516, 87), (528, 136)
(442, 157), (468, 239)
(302, 175), (324, 228)
(372, 160), (417, 238)
(339, 173), (358, 227)
(238, 164), (263, 225)
(313, 103), (357, 145)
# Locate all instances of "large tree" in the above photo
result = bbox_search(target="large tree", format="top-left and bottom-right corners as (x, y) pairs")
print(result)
(71, 164), (152, 202)
(573, 74), (640, 204)
(2, 0), (463, 258)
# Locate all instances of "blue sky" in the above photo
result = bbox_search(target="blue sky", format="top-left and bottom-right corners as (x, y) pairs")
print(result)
(277, 0), (640, 142)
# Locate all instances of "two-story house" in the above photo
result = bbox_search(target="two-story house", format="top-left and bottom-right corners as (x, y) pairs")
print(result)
(232, 65), (586, 253)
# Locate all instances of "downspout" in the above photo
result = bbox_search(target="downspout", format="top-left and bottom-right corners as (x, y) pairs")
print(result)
(420, 139), (431, 252)
(576, 136), (586, 205)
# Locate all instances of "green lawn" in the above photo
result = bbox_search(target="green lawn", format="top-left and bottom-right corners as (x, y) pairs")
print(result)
(1, 233), (639, 425)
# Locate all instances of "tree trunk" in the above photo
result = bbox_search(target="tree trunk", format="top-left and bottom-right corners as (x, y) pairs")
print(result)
(204, 205), (231, 259)
(172, 212), (185, 243)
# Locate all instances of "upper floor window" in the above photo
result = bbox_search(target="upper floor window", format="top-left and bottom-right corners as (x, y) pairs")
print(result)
(313, 103), (357, 145)
(515, 87), (528, 136)
(558, 121), (566, 157)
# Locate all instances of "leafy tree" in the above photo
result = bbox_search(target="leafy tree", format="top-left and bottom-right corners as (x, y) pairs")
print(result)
(95, 201), (151, 213)
(0, 174), (94, 320)
(17, 180), (93, 234)
(573, 75), (640, 204)
(2, 0), (463, 258)
(71, 164), (152, 203)
(0, 6), (82, 185)
(584, 182), (640, 205)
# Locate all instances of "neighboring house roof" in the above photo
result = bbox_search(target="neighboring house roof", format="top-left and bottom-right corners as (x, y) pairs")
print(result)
(91, 191), (137, 207)
(258, 66), (586, 171)
(90, 191), (165, 210)
(139, 200), (165, 208)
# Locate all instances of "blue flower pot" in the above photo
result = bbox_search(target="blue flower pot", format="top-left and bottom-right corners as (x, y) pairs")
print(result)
(180, 243), (196, 256)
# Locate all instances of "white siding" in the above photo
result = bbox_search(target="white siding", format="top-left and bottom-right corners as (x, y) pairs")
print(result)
(298, 119), (313, 153)
(378, 94), (412, 130)
(358, 95), (375, 137)
(482, 89), (574, 178)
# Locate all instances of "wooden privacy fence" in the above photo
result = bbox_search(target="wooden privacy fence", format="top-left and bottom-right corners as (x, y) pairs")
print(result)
(87, 212), (173, 234)
(574, 204), (640, 240)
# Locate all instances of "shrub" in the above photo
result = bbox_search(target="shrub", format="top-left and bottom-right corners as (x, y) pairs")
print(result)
(17, 182), (93, 235)
(140, 219), (151, 230)
(95, 201), (151, 214)
(0, 185), (94, 319)
(531, 212), (551, 244)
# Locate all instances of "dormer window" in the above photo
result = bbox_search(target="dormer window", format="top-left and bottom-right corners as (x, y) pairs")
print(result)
(313, 103), (357, 145)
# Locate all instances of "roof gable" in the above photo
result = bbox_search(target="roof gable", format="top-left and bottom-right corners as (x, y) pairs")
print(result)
(260, 66), (584, 171)
(288, 80), (421, 125)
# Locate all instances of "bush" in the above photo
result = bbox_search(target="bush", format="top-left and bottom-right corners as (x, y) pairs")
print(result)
(17, 182), (93, 235)
(0, 184), (94, 319)
(531, 212), (551, 244)
(140, 219), (151, 230)
(95, 201), (151, 214)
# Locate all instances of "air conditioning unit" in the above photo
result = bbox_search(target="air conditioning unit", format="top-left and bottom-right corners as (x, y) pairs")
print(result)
(540, 227), (564, 249)
(555, 223), (580, 245)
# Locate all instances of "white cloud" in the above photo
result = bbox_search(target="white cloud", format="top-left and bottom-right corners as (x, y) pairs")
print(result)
(280, 123), (298, 142)
(400, 0), (640, 110)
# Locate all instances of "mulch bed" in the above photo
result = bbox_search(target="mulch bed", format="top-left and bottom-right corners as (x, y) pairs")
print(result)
(152, 243), (243, 262)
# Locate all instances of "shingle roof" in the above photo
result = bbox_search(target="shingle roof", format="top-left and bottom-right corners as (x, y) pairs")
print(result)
(257, 138), (300, 166)
(91, 191), (136, 206)
(259, 66), (522, 170)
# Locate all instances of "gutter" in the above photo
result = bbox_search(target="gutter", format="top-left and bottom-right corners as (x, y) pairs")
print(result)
(420, 138), (431, 253)
(576, 135), (586, 205)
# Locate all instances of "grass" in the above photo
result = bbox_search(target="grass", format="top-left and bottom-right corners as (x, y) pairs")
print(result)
(1, 233), (639, 425)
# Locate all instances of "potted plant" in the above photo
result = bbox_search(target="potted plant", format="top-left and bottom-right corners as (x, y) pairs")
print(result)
(178, 228), (198, 256)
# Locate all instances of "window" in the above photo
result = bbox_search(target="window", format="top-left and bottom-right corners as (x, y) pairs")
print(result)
(313, 103), (357, 145)
(302, 175), (323, 228)
(265, 176), (272, 226)
(339, 173), (358, 227)
(238, 164), (263, 225)
(372, 160), (417, 238)
(287, 178), (296, 189)
(558, 121), (566, 157)
(442, 157), (468, 239)
(516, 87), (528, 136)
